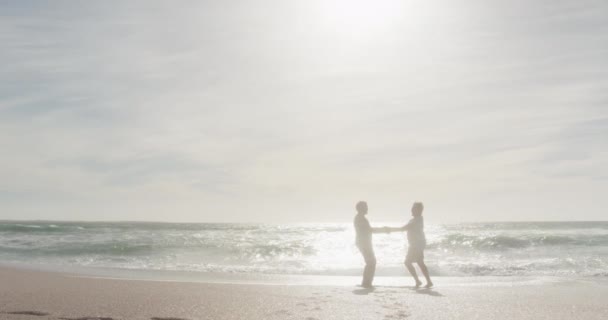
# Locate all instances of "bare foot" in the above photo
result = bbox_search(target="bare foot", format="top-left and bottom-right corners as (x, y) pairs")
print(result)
(415, 281), (423, 288)
(425, 282), (434, 288)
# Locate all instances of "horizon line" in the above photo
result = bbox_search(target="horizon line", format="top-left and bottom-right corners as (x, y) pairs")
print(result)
(1, 219), (607, 224)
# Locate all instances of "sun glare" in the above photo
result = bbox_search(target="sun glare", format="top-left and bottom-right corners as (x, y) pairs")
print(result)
(318, 0), (411, 38)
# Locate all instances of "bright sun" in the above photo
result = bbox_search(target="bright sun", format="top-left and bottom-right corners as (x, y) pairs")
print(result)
(318, 0), (411, 37)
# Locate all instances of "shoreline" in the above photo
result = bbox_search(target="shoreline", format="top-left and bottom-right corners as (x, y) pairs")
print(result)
(1, 266), (607, 320)
(1, 262), (595, 287)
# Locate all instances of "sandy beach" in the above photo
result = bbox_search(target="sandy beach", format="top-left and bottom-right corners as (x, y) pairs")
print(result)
(0, 266), (606, 320)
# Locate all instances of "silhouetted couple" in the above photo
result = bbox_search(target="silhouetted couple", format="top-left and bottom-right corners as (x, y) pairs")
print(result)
(353, 201), (433, 288)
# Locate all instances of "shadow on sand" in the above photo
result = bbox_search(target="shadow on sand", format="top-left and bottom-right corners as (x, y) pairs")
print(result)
(409, 287), (444, 297)
(3, 311), (50, 316)
(352, 287), (376, 295)
(351, 285), (443, 297)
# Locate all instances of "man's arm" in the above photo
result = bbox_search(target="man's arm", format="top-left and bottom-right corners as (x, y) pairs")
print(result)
(387, 221), (412, 232)
(371, 226), (390, 233)
(358, 218), (383, 234)
(381, 226), (407, 233)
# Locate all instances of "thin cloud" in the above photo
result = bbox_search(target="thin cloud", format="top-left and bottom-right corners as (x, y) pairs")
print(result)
(0, 0), (607, 222)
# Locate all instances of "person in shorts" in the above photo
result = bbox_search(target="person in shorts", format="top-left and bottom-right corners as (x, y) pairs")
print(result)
(388, 202), (433, 288)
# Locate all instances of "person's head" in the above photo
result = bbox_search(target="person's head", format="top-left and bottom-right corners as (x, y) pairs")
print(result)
(356, 201), (368, 215)
(411, 202), (424, 217)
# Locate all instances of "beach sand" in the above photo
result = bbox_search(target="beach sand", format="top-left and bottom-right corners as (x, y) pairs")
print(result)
(0, 267), (606, 320)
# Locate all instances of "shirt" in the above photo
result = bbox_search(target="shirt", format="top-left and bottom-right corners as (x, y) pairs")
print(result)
(403, 216), (426, 248)
(354, 213), (372, 248)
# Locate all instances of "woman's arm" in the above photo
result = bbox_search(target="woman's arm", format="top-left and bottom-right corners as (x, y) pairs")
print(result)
(372, 221), (411, 233)
(381, 226), (407, 233)
(400, 220), (414, 231)
(371, 226), (390, 233)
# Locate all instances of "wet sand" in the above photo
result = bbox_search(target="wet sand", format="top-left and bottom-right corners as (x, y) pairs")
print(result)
(0, 266), (607, 320)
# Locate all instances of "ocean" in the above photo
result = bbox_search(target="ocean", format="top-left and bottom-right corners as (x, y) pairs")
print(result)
(0, 221), (606, 278)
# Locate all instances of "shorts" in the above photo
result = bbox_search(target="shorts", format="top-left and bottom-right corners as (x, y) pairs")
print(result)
(405, 246), (424, 264)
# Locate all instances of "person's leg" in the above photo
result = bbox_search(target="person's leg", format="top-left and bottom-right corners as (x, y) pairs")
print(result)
(416, 249), (433, 287)
(358, 246), (376, 287)
(405, 261), (421, 287)
(362, 248), (376, 287)
(405, 248), (422, 287)
(418, 261), (433, 287)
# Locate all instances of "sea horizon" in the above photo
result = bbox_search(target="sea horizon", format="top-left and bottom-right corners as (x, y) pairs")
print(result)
(2, 219), (607, 224)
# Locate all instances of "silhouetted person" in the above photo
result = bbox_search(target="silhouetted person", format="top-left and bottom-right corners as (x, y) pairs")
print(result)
(388, 202), (433, 288)
(353, 201), (387, 288)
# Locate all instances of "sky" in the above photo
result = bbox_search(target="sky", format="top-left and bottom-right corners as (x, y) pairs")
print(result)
(1, 0), (607, 223)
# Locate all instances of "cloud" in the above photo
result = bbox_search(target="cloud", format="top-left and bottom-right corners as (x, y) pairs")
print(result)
(1, 0), (607, 222)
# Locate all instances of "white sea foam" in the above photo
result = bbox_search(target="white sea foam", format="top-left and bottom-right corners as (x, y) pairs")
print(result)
(0, 221), (606, 277)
